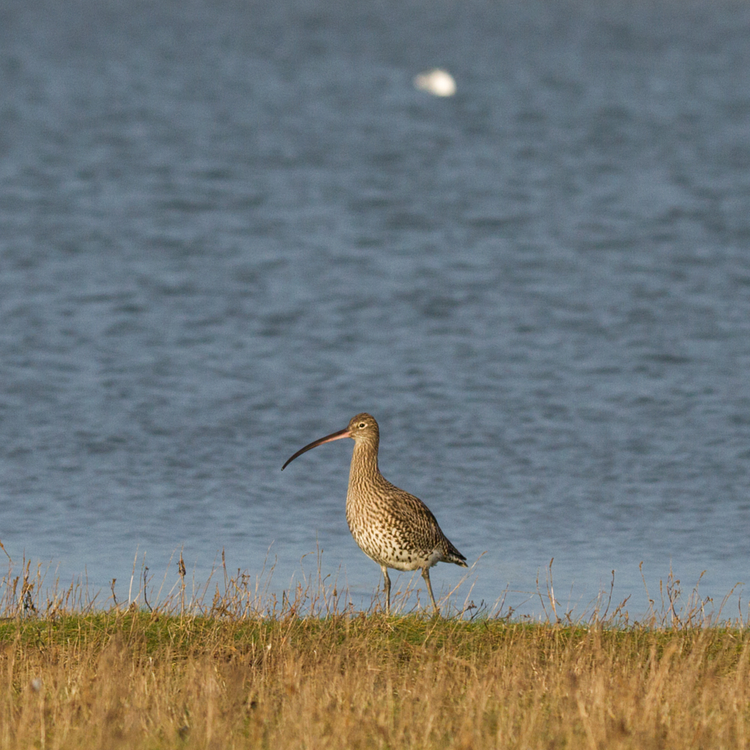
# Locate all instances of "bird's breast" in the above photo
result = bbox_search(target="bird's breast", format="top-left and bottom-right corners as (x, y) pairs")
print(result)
(345, 491), (443, 570)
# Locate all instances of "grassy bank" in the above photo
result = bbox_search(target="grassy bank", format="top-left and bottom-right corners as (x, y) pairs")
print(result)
(1, 608), (749, 749)
(0, 555), (745, 748)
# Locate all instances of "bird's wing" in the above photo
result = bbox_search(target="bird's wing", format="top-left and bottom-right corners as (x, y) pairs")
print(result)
(380, 483), (445, 544)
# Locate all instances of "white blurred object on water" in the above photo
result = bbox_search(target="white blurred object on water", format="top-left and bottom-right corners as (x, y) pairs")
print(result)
(413, 68), (456, 97)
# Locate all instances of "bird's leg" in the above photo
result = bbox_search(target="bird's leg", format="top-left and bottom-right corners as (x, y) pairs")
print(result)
(381, 565), (391, 614)
(421, 567), (440, 616)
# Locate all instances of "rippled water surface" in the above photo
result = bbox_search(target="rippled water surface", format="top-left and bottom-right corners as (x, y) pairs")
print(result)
(1, 0), (750, 617)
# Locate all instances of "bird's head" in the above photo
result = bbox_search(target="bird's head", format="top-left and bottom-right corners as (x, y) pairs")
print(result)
(282, 413), (380, 470)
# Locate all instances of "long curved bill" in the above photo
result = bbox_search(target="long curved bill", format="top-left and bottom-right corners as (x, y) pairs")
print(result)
(281, 427), (351, 470)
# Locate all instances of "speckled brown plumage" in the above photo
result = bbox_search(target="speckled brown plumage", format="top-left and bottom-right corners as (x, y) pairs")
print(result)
(282, 413), (467, 614)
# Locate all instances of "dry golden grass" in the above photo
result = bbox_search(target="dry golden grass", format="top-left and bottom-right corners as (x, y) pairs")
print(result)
(0, 557), (747, 749)
(2, 611), (750, 749)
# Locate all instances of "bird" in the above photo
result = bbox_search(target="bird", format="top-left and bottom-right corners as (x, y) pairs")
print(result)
(282, 413), (467, 615)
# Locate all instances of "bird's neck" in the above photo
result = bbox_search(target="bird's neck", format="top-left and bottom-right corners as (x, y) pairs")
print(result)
(348, 439), (381, 488)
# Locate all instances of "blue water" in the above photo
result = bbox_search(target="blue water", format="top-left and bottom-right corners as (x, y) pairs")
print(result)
(1, 0), (750, 619)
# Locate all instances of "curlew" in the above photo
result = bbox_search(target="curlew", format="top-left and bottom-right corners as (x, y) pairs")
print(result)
(282, 413), (467, 615)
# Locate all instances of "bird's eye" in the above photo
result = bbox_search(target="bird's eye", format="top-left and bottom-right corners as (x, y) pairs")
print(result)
(359, 422), (366, 428)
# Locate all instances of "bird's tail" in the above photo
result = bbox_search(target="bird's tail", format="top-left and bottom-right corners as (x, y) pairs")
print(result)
(443, 540), (468, 568)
